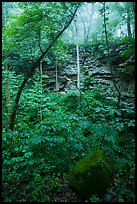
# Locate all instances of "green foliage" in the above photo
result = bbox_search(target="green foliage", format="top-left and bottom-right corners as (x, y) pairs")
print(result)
(52, 39), (70, 62)
(2, 2), (135, 202)
(2, 2), (80, 75)
(2, 75), (135, 201)
(118, 36), (135, 77)
(67, 150), (114, 198)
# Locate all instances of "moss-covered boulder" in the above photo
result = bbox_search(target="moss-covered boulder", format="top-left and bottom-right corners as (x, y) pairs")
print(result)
(67, 150), (115, 198)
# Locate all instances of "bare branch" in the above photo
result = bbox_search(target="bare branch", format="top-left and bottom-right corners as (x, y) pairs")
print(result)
(61, 2), (74, 15)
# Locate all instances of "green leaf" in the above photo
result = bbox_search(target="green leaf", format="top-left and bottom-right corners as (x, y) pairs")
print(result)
(94, 107), (101, 112)
(34, 173), (42, 182)
(24, 152), (32, 158)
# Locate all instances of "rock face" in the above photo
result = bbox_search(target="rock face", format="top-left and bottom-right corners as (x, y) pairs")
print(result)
(42, 44), (135, 108)
(67, 150), (115, 198)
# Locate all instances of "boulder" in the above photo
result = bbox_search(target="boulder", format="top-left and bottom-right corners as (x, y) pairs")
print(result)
(67, 150), (115, 198)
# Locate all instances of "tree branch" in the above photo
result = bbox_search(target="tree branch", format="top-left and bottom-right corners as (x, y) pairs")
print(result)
(66, 77), (94, 113)
(29, 3), (81, 78)
(9, 2), (81, 130)
(38, 30), (44, 53)
(62, 2), (74, 15)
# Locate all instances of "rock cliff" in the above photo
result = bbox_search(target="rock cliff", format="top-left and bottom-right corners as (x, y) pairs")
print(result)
(42, 44), (135, 109)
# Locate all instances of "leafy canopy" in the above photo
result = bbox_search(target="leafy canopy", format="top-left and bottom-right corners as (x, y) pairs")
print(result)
(3, 2), (80, 61)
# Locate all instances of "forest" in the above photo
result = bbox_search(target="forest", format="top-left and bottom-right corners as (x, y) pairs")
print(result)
(2, 2), (135, 202)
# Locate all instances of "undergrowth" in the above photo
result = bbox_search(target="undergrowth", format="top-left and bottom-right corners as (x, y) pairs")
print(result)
(2, 76), (135, 202)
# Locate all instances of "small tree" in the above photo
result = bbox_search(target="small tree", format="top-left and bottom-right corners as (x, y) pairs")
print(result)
(100, 2), (121, 109)
(4, 62), (11, 119)
(2, 2), (81, 130)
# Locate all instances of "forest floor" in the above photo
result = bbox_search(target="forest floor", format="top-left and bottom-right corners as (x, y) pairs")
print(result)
(52, 176), (84, 202)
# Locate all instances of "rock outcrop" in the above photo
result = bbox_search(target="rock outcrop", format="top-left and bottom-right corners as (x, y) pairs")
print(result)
(67, 150), (115, 198)
(42, 44), (135, 108)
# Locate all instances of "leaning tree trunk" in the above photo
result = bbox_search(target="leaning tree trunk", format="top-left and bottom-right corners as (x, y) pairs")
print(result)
(9, 3), (81, 130)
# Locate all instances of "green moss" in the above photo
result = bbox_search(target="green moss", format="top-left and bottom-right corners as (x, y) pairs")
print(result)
(67, 150), (115, 198)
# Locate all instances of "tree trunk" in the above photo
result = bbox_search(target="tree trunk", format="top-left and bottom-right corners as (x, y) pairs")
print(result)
(126, 2), (131, 37)
(9, 3), (81, 130)
(81, 18), (87, 44)
(75, 19), (80, 90)
(70, 23), (76, 44)
(10, 77), (29, 130)
(84, 4), (94, 44)
(75, 17), (80, 105)
(40, 61), (43, 120)
(55, 59), (59, 92)
(4, 62), (11, 118)
(76, 45), (80, 90)
(103, 2), (121, 109)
